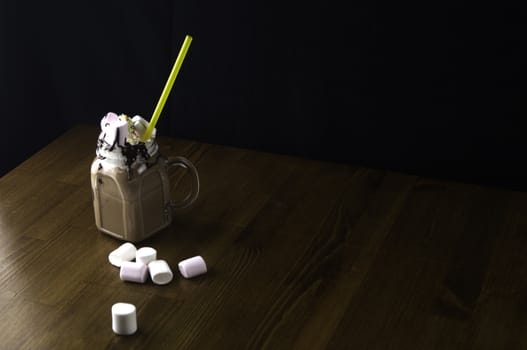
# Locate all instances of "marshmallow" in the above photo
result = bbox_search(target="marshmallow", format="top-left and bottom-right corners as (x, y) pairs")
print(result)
(178, 256), (207, 279)
(101, 112), (119, 130)
(100, 112), (129, 147)
(120, 261), (148, 283)
(111, 303), (137, 335)
(109, 243), (137, 267)
(136, 247), (157, 266)
(148, 260), (173, 285)
(132, 115), (148, 138)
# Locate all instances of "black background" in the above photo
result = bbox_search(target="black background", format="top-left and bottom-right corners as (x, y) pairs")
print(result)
(1, 1), (526, 190)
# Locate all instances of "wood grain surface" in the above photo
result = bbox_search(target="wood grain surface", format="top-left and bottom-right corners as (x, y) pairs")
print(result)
(1, 125), (527, 349)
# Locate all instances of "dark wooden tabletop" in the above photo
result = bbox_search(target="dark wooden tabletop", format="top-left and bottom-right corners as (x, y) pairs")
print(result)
(1, 125), (527, 349)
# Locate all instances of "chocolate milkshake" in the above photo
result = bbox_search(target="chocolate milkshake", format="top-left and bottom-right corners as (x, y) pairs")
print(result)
(90, 112), (199, 242)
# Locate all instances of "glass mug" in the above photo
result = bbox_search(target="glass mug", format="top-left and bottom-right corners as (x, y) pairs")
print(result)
(90, 119), (199, 242)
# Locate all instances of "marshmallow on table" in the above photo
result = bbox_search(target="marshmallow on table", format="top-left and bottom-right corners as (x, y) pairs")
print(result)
(120, 261), (148, 283)
(112, 303), (137, 335)
(109, 243), (137, 267)
(178, 256), (207, 279)
(148, 260), (173, 285)
(136, 247), (157, 266)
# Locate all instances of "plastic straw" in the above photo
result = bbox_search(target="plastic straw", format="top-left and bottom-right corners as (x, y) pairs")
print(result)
(141, 35), (193, 141)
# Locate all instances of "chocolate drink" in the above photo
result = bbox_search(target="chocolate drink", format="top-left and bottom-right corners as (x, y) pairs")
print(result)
(90, 112), (199, 242)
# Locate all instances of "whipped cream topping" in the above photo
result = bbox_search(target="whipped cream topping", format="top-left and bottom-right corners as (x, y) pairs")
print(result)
(95, 112), (159, 172)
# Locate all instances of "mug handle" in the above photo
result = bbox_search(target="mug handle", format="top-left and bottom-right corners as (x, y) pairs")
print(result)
(166, 156), (200, 210)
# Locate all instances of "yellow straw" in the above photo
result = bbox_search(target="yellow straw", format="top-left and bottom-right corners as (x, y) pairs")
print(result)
(141, 35), (193, 141)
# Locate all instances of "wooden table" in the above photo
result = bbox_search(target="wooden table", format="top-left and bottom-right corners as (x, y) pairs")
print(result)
(1, 126), (527, 349)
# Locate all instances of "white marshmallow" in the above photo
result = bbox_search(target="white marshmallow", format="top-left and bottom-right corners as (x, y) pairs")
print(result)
(109, 243), (137, 267)
(148, 260), (173, 285)
(120, 261), (148, 283)
(100, 112), (128, 147)
(111, 303), (137, 335)
(136, 247), (157, 266)
(132, 115), (148, 138)
(178, 256), (207, 279)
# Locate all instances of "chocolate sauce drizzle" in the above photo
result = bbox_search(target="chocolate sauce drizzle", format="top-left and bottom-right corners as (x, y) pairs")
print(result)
(96, 134), (150, 180)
